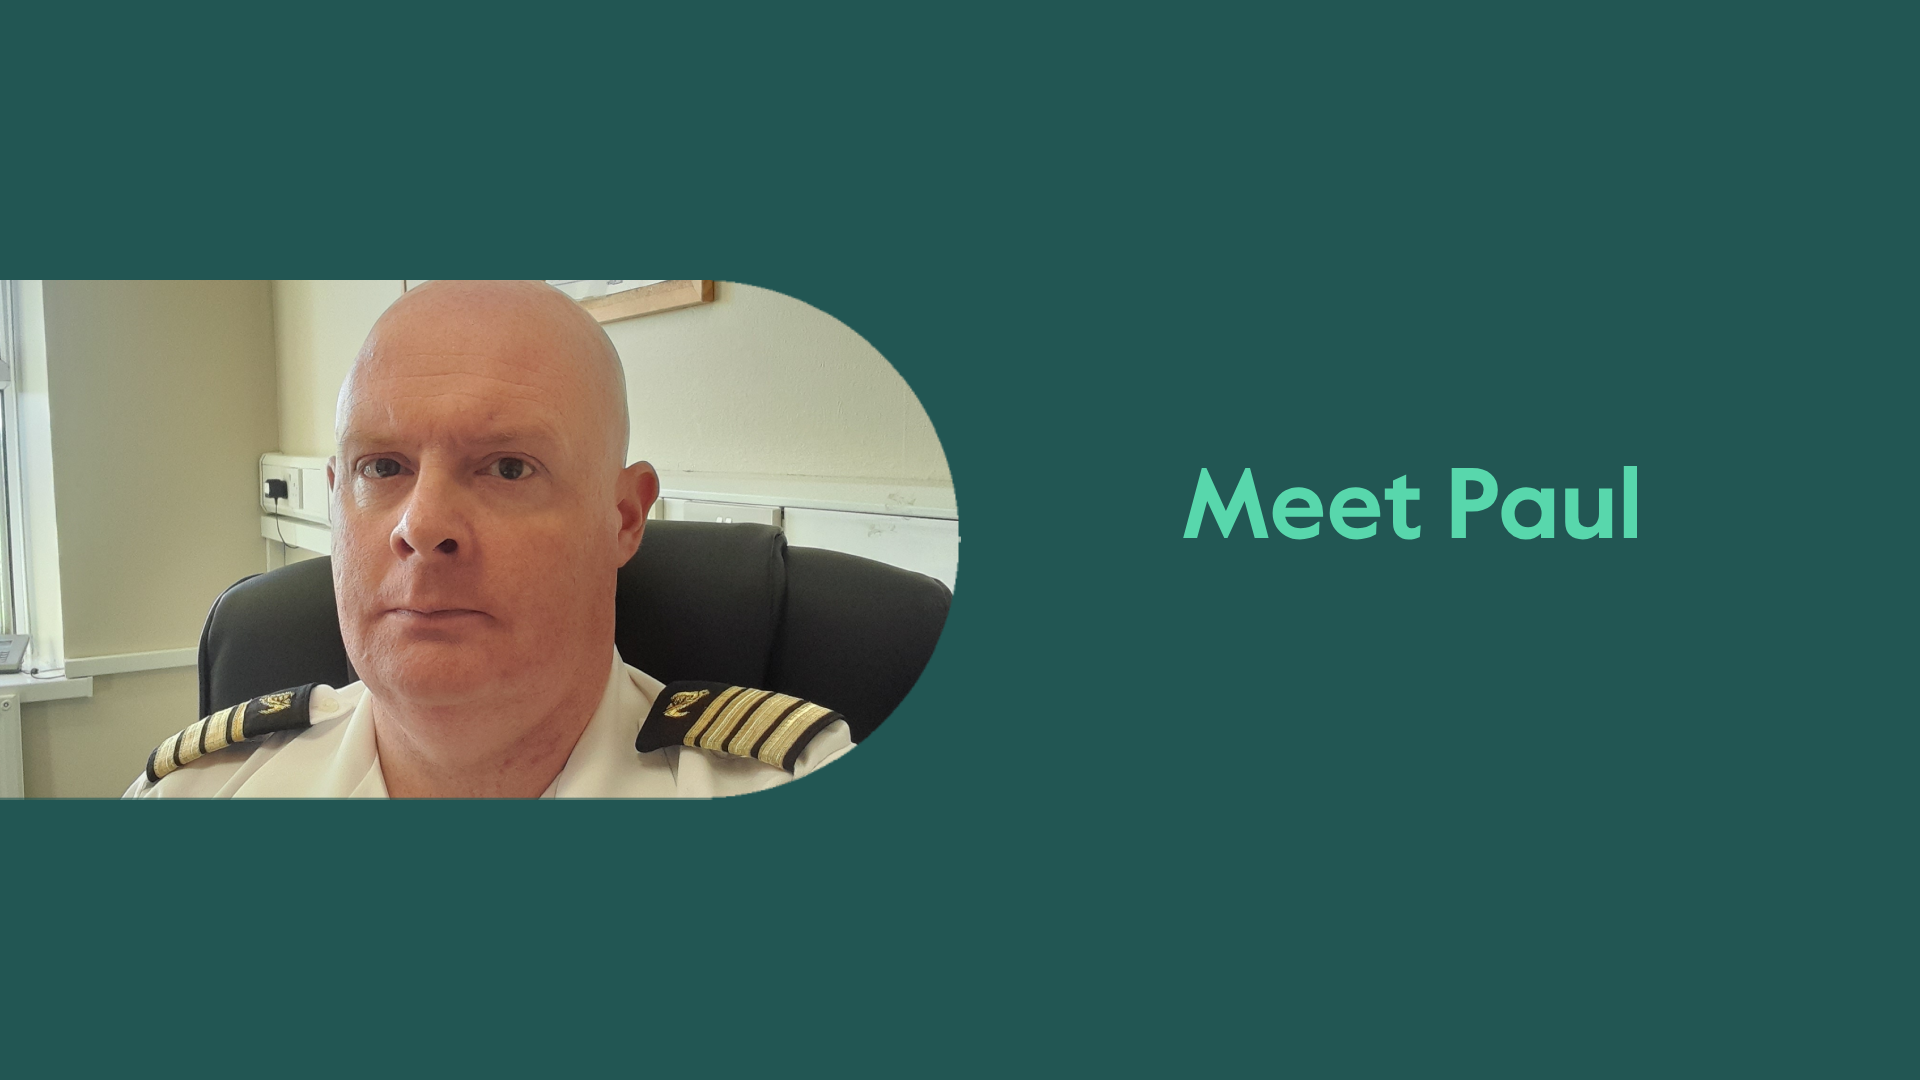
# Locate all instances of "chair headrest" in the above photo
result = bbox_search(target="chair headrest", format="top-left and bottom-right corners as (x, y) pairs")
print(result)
(614, 520), (787, 690)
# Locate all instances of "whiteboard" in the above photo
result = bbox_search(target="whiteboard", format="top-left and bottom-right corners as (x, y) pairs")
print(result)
(781, 508), (959, 592)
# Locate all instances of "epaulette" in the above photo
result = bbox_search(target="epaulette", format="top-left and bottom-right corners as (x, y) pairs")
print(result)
(145, 684), (321, 783)
(636, 681), (846, 773)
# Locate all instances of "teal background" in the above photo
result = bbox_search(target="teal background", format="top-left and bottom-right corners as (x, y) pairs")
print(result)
(1, 6), (1909, 1077)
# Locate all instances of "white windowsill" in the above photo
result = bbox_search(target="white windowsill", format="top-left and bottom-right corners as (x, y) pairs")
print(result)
(0, 671), (93, 703)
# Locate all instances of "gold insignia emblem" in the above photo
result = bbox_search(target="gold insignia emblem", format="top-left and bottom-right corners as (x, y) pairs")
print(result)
(664, 689), (710, 718)
(256, 691), (294, 716)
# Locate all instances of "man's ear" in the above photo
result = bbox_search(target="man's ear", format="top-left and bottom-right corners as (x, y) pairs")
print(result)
(614, 460), (660, 563)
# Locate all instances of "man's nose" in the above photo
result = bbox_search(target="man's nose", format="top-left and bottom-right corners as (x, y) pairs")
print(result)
(391, 470), (470, 558)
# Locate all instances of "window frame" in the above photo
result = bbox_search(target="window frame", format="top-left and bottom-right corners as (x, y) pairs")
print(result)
(0, 282), (24, 636)
(0, 280), (64, 669)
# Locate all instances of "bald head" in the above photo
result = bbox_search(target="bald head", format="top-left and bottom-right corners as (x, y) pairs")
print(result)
(340, 280), (630, 465)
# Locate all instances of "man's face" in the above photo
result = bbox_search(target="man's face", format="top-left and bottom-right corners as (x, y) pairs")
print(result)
(330, 285), (645, 707)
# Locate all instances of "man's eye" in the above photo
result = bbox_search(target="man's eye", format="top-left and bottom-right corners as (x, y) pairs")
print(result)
(489, 457), (532, 481)
(359, 458), (403, 479)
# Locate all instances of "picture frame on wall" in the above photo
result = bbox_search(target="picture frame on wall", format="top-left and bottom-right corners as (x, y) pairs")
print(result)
(403, 280), (717, 324)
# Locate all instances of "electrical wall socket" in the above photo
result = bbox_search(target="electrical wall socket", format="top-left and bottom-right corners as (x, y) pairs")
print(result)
(261, 454), (332, 526)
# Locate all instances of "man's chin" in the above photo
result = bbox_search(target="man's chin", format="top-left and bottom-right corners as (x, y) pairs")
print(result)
(354, 639), (522, 706)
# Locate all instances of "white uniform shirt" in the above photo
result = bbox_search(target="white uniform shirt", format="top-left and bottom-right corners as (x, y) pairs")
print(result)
(122, 653), (853, 798)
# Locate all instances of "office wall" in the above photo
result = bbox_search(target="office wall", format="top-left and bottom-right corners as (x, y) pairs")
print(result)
(20, 280), (280, 796)
(604, 283), (949, 482)
(38, 281), (281, 656)
(272, 279), (405, 458)
(271, 281), (949, 483)
(21, 668), (200, 797)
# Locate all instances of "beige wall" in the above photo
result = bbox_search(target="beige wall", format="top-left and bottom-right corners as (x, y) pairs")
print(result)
(39, 280), (281, 656)
(271, 281), (948, 482)
(21, 668), (200, 797)
(22, 280), (280, 796)
(272, 279), (404, 457)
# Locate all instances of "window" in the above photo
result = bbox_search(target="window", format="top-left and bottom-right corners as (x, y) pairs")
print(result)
(0, 281), (19, 633)
(0, 279), (55, 662)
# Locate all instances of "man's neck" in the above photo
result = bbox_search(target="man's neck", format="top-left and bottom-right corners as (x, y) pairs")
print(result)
(371, 659), (613, 798)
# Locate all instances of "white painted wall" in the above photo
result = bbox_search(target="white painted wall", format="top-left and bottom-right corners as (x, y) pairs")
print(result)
(603, 282), (949, 483)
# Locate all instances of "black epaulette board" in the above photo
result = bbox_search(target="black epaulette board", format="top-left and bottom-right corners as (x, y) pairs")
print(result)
(637, 681), (846, 772)
(146, 684), (322, 783)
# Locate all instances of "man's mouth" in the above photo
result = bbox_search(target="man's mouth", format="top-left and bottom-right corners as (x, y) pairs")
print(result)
(387, 608), (488, 620)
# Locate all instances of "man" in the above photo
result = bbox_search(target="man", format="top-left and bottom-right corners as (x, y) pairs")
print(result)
(125, 280), (852, 797)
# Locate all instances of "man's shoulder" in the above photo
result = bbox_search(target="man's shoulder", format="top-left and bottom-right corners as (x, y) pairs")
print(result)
(124, 684), (363, 798)
(634, 680), (837, 768)
(541, 666), (853, 797)
(631, 677), (855, 785)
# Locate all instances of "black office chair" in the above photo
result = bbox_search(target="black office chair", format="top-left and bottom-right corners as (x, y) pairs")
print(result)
(197, 520), (952, 743)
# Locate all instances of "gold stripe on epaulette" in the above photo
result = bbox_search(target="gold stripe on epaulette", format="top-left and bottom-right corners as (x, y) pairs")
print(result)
(174, 718), (209, 771)
(728, 693), (802, 758)
(155, 732), (183, 776)
(698, 688), (772, 752)
(759, 702), (834, 767)
(145, 687), (319, 784)
(684, 685), (747, 745)
(201, 704), (236, 754)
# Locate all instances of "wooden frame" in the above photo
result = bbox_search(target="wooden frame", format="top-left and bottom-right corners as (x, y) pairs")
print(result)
(574, 280), (715, 324)
(402, 280), (717, 324)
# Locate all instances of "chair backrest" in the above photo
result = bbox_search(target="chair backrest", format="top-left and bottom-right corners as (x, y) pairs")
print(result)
(198, 520), (951, 742)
